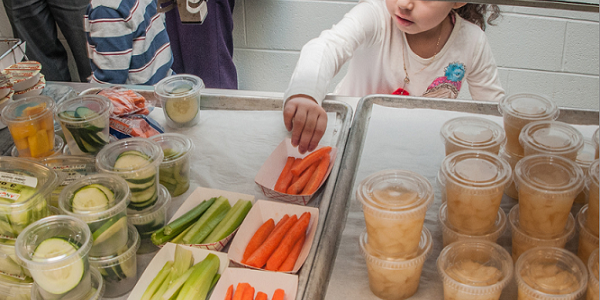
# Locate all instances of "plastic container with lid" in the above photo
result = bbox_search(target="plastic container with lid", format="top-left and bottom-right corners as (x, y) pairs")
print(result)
(514, 154), (584, 238)
(58, 174), (131, 257)
(438, 202), (506, 247)
(577, 205), (599, 264)
(10, 135), (64, 161)
(154, 74), (204, 128)
(516, 247), (588, 300)
(150, 133), (194, 197)
(509, 204), (575, 262)
(498, 93), (559, 157)
(498, 146), (523, 200)
(127, 184), (171, 254)
(359, 228), (432, 300)
(41, 155), (97, 208)
(440, 116), (505, 156)
(356, 170), (433, 258)
(586, 159), (599, 236)
(574, 140), (597, 204)
(519, 121), (584, 161)
(1, 96), (56, 158)
(96, 137), (164, 211)
(441, 150), (511, 235)
(437, 240), (513, 300)
(0, 273), (33, 300)
(89, 223), (140, 297)
(587, 249), (599, 300)
(31, 267), (104, 300)
(593, 128), (599, 160)
(436, 169), (446, 203)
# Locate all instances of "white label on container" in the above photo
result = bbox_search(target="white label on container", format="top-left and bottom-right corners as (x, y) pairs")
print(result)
(0, 171), (37, 188)
(0, 190), (21, 201)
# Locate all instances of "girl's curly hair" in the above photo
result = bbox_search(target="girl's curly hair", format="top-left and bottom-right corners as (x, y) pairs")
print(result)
(454, 4), (501, 31)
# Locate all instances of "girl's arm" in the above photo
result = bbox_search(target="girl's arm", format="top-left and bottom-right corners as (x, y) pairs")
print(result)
(466, 34), (505, 102)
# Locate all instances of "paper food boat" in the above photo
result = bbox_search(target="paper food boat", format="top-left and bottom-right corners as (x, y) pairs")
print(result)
(209, 267), (298, 300)
(12, 74), (45, 100)
(255, 138), (336, 205)
(227, 200), (319, 274)
(2, 61), (41, 92)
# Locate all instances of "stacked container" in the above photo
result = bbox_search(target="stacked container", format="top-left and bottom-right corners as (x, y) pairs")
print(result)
(574, 140), (597, 203)
(439, 116), (505, 156)
(588, 249), (599, 300)
(149, 133), (194, 197)
(127, 184), (171, 254)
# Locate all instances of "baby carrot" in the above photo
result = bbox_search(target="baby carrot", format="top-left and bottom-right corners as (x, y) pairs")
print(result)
(255, 292), (268, 300)
(278, 232), (306, 272)
(241, 285), (255, 300)
(290, 146), (332, 176)
(242, 218), (275, 263)
(265, 212), (311, 271)
(224, 285), (234, 300)
(287, 162), (318, 195)
(245, 215), (298, 268)
(301, 153), (330, 195)
(232, 283), (250, 300)
(274, 157), (295, 192)
(272, 289), (285, 300)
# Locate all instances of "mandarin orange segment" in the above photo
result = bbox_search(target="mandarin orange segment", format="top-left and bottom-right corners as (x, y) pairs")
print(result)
(28, 129), (51, 157)
(13, 137), (29, 150)
(22, 103), (46, 117)
(9, 122), (37, 140)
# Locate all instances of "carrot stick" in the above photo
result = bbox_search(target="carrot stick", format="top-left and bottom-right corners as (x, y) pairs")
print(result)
(272, 289), (285, 300)
(241, 285), (255, 300)
(242, 218), (276, 263)
(232, 283), (250, 300)
(245, 215), (298, 268)
(287, 162), (318, 195)
(278, 232), (306, 272)
(270, 215), (290, 237)
(301, 153), (330, 195)
(255, 292), (268, 300)
(290, 146), (332, 176)
(224, 285), (234, 300)
(274, 157), (296, 192)
(265, 212), (311, 271)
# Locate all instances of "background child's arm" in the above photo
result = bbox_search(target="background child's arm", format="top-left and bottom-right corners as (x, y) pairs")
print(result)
(283, 95), (328, 154)
(466, 35), (505, 102)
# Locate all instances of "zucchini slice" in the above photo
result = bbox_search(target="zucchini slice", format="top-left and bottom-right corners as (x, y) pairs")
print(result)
(92, 216), (127, 246)
(31, 238), (84, 295)
(165, 97), (199, 124)
(114, 154), (151, 171)
(71, 185), (113, 213)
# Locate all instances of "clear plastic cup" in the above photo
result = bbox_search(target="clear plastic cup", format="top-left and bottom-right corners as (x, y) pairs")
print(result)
(514, 154), (584, 238)
(127, 184), (170, 254)
(150, 133), (193, 197)
(89, 223), (140, 298)
(509, 205), (575, 262)
(577, 205), (599, 264)
(0, 157), (59, 238)
(437, 169), (446, 203)
(574, 140), (597, 204)
(96, 138), (164, 211)
(58, 174), (131, 257)
(593, 128), (599, 160)
(359, 228), (432, 300)
(55, 95), (112, 156)
(10, 135), (64, 161)
(356, 170), (433, 257)
(588, 249), (599, 300)
(0, 238), (30, 279)
(154, 74), (204, 128)
(40, 155), (97, 208)
(516, 247), (588, 300)
(440, 116), (505, 156)
(439, 202), (506, 247)
(498, 146), (523, 200)
(586, 159), (599, 236)
(498, 93), (559, 157)
(519, 121), (584, 161)
(15, 215), (93, 300)
(31, 267), (104, 300)
(0, 274), (33, 300)
(437, 240), (513, 300)
(441, 151), (511, 235)
(1, 96), (56, 158)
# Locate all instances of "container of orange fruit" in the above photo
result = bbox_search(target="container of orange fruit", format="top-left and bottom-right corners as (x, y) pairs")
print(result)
(1, 96), (56, 158)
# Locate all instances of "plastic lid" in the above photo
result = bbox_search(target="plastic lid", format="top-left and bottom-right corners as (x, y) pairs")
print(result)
(89, 223), (140, 266)
(519, 121), (584, 157)
(588, 249), (599, 287)
(127, 184), (171, 224)
(589, 159), (599, 188)
(155, 74), (204, 99)
(439, 202), (507, 241)
(359, 227), (432, 268)
(498, 93), (559, 120)
(577, 205), (599, 245)
(150, 133), (194, 164)
(356, 170), (433, 212)
(514, 154), (584, 195)
(498, 146), (523, 167)
(440, 117), (505, 149)
(11, 134), (64, 160)
(509, 204), (575, 243)
(441, 151), (512, 191)
(576, 139), (596, 168)
(95, 137), (164, 174)
(0, 95), (55, 123)
(55, 95), (113, 124)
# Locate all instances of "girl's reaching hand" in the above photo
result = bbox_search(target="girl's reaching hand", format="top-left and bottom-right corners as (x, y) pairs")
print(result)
(283, 95), (328, 154)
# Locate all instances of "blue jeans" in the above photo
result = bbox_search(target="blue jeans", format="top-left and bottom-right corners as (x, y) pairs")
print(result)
(3, 0), (91, 82)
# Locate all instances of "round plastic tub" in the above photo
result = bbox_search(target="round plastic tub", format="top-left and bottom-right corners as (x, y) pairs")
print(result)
(577, 205), (599, 264)
(96, 137), (164, 211)
(509, 204), (575, 262)
(0, 157), (59, 238)
(519, 121), (584, 161)
(89, 223), (140, 297)
(498, 146), (523, 200)
(31, 267), (104, 300)
(441, 150), (511, 235)
(439, 202), (506, 247)
(40, 155), (97, 208)
(127, 184), (171, 254)
(150, 133), (194, 197)
(514, 154), (584, 238)
(437, 240), (513, 300)
(516, 247), (588, 300)
(588, 249), (599, 300)
(10, 135), (64, 161)
(154, 74), (204, 128)
(356, 170), (433, 258)
(15, 215), (93, 300)
(58, 174), (131, 257)
(440, 116), (505, 156)
(436, 169), (446, 203)
(586, 159), (599, 236)
(0, 274), (33, 300)
(359, 228), (432, 300)
(574, 140), (597, 204)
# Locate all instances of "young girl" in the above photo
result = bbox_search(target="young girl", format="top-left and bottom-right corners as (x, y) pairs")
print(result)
(283, 0), (503, 153)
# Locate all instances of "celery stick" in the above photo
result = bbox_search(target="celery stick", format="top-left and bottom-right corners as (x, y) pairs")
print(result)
(161, 267), (194, 300)
(182, 196), (230, 244)
(176, 254), (220, 300)
(189, 208), (228, 244)
(164, 198), (217, 235)
(172, 245), (194, 278)
(209, 273), (221, 292)
(151, 273), (173, 300)
(170, 225), (193, 244)
(202, 200), (252, 243)
(142, 261), (174, 300)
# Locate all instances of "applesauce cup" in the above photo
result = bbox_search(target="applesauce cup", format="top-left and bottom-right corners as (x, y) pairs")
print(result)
(498, 93), (559, 157)
(31, 267), (104, 300)
(516, 247), (588, 300)
(586, 159), (599, 236)
(439, 202), (506, 247)
(359, 228), (432, 300)
(437, 169), (446, 203)
(149, 133), (193, 197)
(509, 205), (575, 262)
(356, 170), (433, 257)
(587, 249), (599, 300)
(1, 96), (56, 158)
(499, 146), (523, 200)
(440, 116), (505, 156)
(519, 121), (584, 161)
(514, 154), (584, 238)
(127, 184), (170, 254)
(574, 140), (596, 204)
(154, 74), (204, 128)
(441, 151), (511, 235)
(577, 205), (599, 264)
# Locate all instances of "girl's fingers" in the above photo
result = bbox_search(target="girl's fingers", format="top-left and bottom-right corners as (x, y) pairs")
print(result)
(298, 111), (319, 154)
(291, 107), (308, 148)
(283, 102), (298, 132)
(308, 112), (327, 152)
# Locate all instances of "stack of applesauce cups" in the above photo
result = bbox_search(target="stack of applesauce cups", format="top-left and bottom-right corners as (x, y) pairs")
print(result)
(356, 170), (433, 300)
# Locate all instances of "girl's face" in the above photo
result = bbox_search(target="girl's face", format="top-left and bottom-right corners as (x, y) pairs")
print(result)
(386, 0), (465, 35)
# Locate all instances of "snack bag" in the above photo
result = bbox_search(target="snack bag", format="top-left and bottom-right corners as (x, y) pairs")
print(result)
(109, 114), (164, 139)
(98, 87), (150, 116)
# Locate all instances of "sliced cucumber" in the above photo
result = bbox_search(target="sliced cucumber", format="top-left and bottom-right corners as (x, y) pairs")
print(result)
(58, 111), (77, 120)
(0, 181), (38, 203)
(31, 238), (84, 295)
(75, 107), (105, 130)
(128, 179), (156, 193)
(165, 97), (199, 124)
(71, 184), (113, 213)
(92, 216), (127, 246)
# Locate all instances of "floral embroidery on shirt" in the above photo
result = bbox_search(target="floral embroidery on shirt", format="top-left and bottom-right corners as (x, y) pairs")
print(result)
(423, 62), (465, 99)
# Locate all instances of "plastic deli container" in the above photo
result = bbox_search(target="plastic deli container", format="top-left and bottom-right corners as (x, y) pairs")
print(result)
(127, 184), (171, 254)
(439, 203), (506, 247)
(356, 170), (433, 258)
(359, 228), (432, 300)
(55, 95), (112, 156)
(89, 223), (140, 298)
(437, 169), (446, 203)
(15, 215), (93, 300)
(0, 274), (33, 300)
(509, 205), (575, 262)
(96, 138), (164, 211)
(10, 135), (64, 161)
(31, 267), (104, 300)
(40, 155), (97, 208)
(577, 205), (599, 264)
(150, 133), (193, 197)
(514, 154), (584, 238)
(498, 146), (523, 200)
(440, 116), (505, 155)
(593, 128), (599, 160)
(498, 93), (559, 157)
(441, 151), (511, 235)
(587, 249), (599, 300)
(515, 247), (588, 300)
(519, 121), (584, 161)
(574, 140), (597, 204)
(437, 240), (513, 300)
(1, 96), (56, 158)
(0, 238), (30, 279)
(58, 174), (131, 257)
(586, 159), (599, 236)
(154, 74), (204, 128)
(0, 157), (59, 238)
